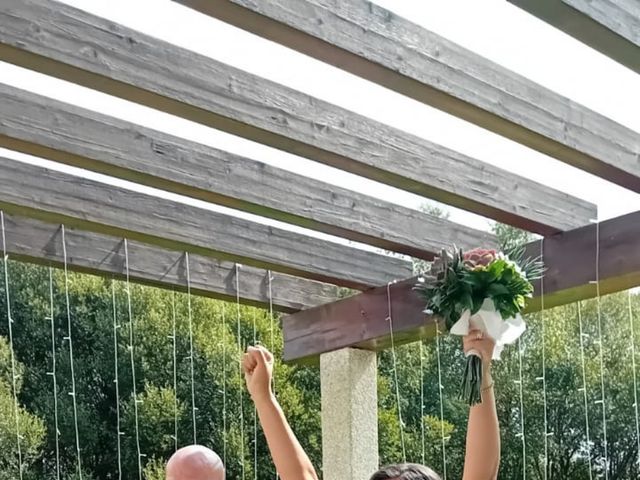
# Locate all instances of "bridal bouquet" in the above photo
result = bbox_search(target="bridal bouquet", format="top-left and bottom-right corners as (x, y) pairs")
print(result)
(416, 246), (543, 405)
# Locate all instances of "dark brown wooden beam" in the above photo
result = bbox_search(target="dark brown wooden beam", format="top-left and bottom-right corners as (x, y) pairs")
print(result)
(1, 213), (339, 312)
(0, 0), (595, 234)
(177, 0), (640, 193)
(0, 83), (497, 258)
(509, 0), (640, 74)
(282, 210), (640, 362)
(0, 157), (412, 289)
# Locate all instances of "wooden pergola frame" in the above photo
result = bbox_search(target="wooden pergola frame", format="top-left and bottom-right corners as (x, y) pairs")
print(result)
(0, 1), (638, 479)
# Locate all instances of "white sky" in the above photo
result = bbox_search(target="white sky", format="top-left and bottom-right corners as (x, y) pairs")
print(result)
(1, 0), (639, 248)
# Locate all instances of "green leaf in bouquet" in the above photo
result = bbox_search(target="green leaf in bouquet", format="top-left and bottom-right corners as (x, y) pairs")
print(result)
(461, 293), (474, 313)
(471, 293), (485, 315)
(487, 283), (510, 296)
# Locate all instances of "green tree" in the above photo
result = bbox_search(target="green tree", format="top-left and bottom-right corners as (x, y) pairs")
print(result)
(0, 336), (46, 479)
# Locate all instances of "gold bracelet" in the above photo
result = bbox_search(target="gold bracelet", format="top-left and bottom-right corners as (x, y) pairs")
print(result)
(481, 382), (494, 393)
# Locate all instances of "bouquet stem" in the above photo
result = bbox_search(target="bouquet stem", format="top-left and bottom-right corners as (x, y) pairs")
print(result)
(460, 353), (483, 406)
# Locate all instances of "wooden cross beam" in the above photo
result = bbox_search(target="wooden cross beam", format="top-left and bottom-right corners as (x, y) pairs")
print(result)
(282, 210), (640, 362)
(509, 0), (640, 75)
(1, 213), (339, 312)
(0, 158), (411, 289)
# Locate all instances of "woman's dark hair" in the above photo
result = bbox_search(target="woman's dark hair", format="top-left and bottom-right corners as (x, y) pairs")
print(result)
(369, 463), (441, 480)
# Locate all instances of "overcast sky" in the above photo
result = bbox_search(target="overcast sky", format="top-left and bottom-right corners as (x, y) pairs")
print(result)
(1, 0), (639, 246)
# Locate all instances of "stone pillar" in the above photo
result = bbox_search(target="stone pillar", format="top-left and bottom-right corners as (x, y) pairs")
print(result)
(320, 348), (378, 480)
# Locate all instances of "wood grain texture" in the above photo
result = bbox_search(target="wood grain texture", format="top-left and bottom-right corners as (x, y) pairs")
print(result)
(0, 0), (595, 234)
(0, 158), (411, 288)
(1, 213), (339, 312)
(283, 210), (640, 361)
(177, 0), (640, 192)
(510, 0), (640, 74)
(0, 83), (497, 258)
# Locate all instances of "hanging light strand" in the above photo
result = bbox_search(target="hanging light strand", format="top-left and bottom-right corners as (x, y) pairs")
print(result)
(628, 290), (640, 468)
(419, 340), (425, 466)
(111, 280), (123, 480)
(267, 271), (279, 480)
(48, 267), (61, 480)
(171, 290), (178, 451)
(185, 253), (197, 444)
(537, 239), (550, 480)
(577, 301), (593, 479)
(253, 309), (258, 480)
(267, 271), (276, 398)
(516, 337), (527, 480)
(592, 221), (608, 480)
(386, 281), (406, 462)
(434, 324), (448, 480)
(235, 264), (246, 480)
(221, 303), (228, 467)
(62, 225), (83, 479)
(1, 211), (23, 480)
(124, 239), (143, 480)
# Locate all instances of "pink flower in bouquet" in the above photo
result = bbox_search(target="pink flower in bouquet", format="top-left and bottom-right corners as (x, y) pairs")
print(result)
(463, 248), (497, 270)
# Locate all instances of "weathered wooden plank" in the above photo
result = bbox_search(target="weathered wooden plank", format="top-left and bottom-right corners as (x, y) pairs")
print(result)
(1, 212), (339, 312)
(509, 0), (640, 74)
(0, 158), (411, 288)
(0, 83), (497, 258)
(282, 210), (640, 361)
(177, 0), (640, 193)
(0, 0), (595, 234)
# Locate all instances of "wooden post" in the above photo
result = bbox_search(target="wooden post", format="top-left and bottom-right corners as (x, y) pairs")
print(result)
(320, 348), (378, 480)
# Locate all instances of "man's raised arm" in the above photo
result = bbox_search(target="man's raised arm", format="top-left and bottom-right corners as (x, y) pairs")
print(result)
(243, 345), (319, 480)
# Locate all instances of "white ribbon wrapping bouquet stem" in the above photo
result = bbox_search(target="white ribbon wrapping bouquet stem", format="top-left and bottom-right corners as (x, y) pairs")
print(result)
(449, 298), (526, 359)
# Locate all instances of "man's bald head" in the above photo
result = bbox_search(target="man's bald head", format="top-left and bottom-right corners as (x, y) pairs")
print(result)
(166, 445), (225, 480)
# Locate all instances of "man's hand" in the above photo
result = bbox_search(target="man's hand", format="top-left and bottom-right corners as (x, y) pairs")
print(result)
(243, 345), (319, 480)
(243, 345), (274, 404)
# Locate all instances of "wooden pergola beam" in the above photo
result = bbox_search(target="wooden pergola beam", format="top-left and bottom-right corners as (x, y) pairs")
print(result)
(0, 158), (411, 289)
(509, 0), (640, 74)
(282, 210), (640, 362)
(0, 83), (497, 258)
(178, 0), (640, 193)
(0, 0), (595, 234)
(1, 213), (339, 312)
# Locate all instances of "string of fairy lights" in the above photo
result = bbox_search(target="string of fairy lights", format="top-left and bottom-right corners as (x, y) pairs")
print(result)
(385, 280), (407, 463)
(185, 253), (198, 445)
(123, 239), (143, 480)
(111, 280), (123, 480)
(61, 225), (84, 479)
(418, 340), (426, 466)
(47, 267), (61, 480)
(577, 301), (593, 480)
(628, 290), (640, 468)
(171, 290), (179, 452)
(267, 271), (280, 480)
(252, 308), (258, 480)
(434, 324), (448, 480)
(593, 220), (609, 480)
(1, 211), (23, 480)
(515, 336), (527, 480)
(235, 263), (246, 480)
(221, 302), (228, 467)
(538, 239), (551, 480)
